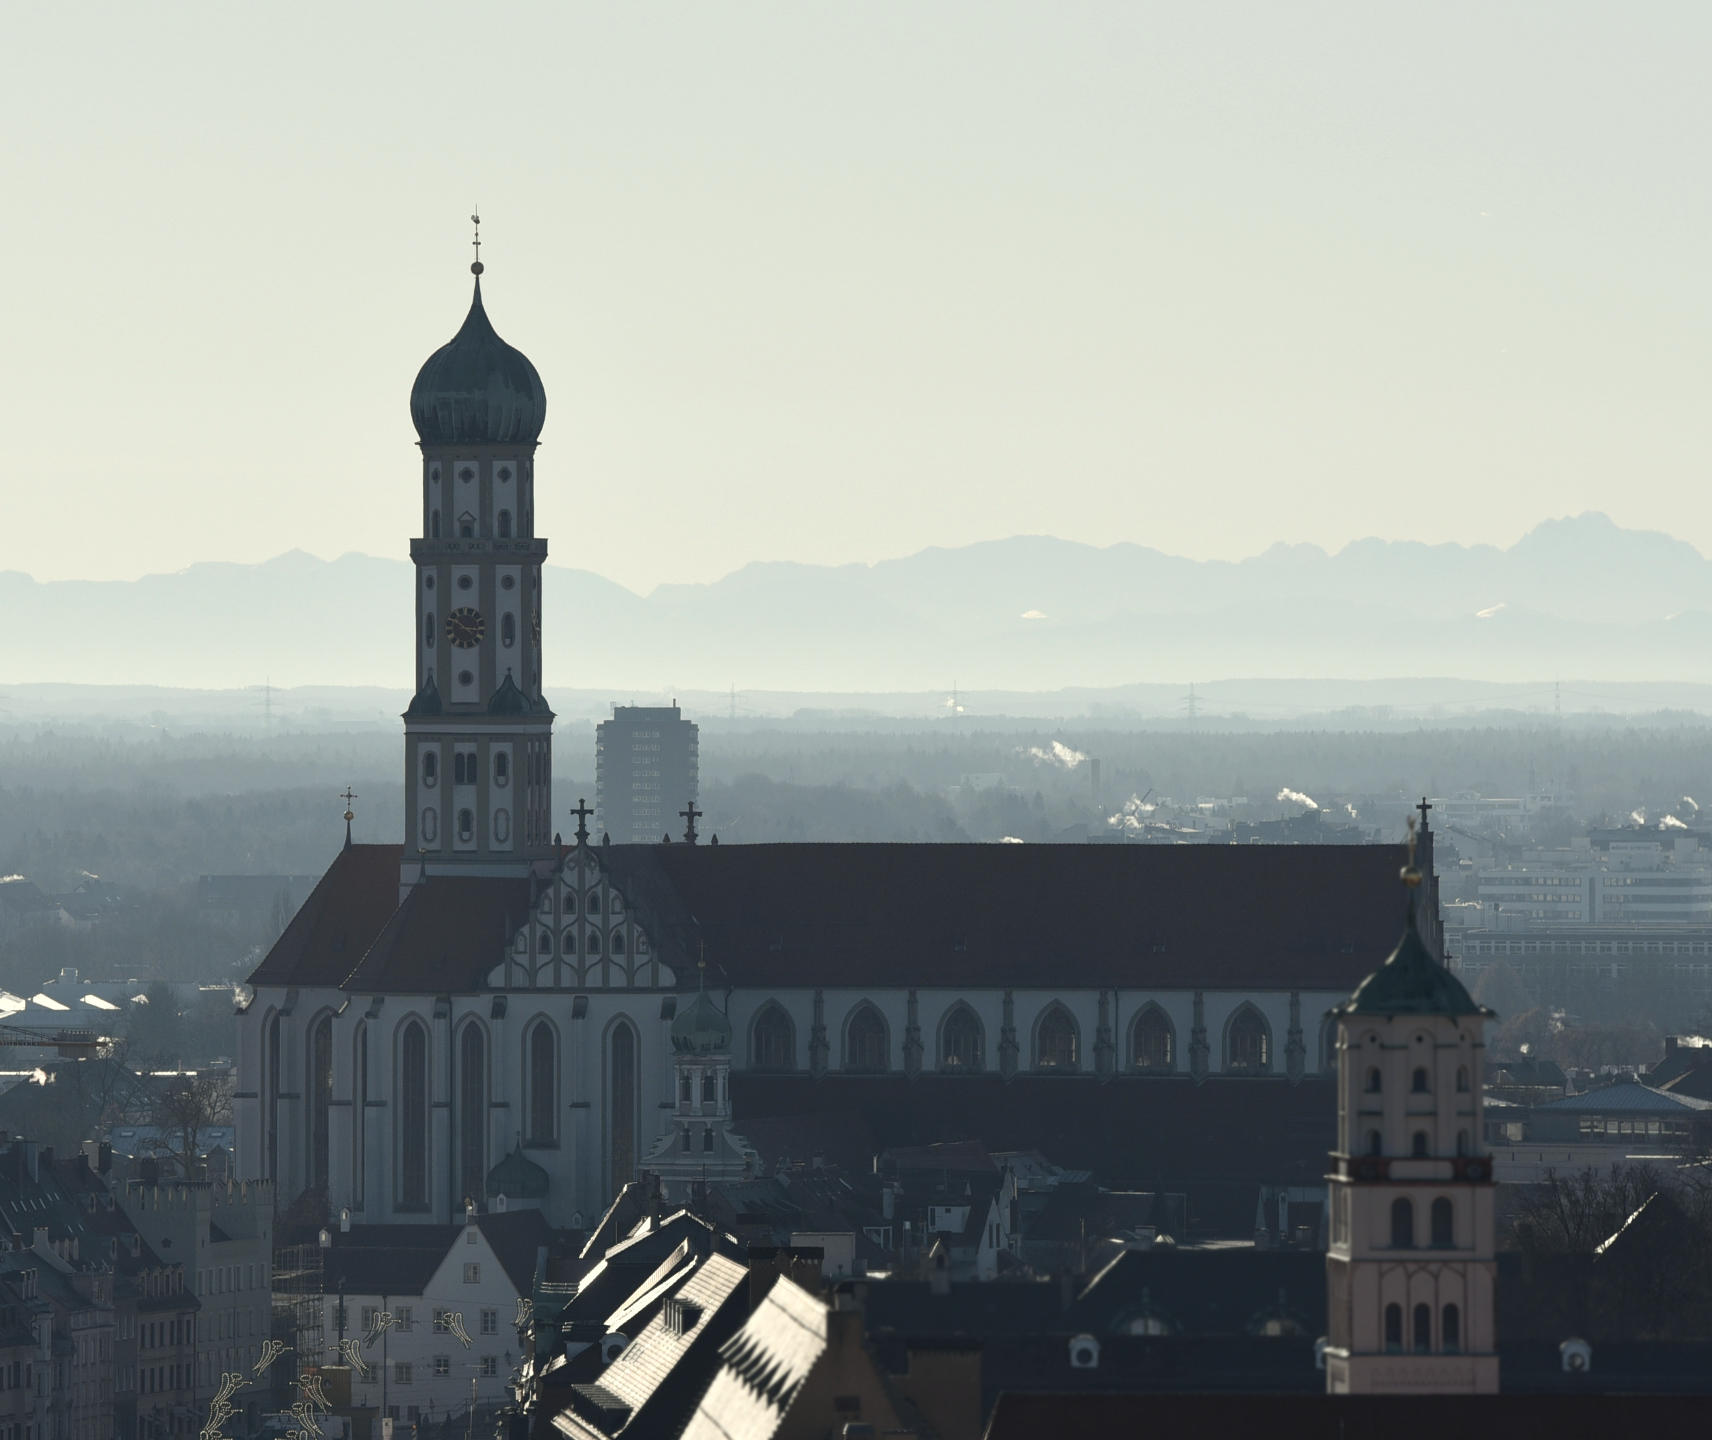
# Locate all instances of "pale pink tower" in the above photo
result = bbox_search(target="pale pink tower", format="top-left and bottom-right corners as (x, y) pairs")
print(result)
(1323, 820), (1499, 1395)
(401, 216), (554, 886)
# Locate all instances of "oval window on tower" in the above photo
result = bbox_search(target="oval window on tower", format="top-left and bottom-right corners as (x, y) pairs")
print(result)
(421, 808), (438, 844)
(501, 574), (516, 591)
(494, 809), (511, 843)
(495, 753), (509, 787)
(423, 752), (438, 788)
(502, 614), (516, 648)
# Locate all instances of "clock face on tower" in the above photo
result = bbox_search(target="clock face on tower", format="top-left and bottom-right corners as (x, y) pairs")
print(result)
(447, 607), (486, 648)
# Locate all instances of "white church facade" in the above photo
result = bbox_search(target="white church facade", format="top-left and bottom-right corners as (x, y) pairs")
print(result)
(234, 254), (1448, 1230)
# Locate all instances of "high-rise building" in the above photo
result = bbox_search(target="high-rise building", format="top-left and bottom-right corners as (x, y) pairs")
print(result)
(596, 704), (699, 843)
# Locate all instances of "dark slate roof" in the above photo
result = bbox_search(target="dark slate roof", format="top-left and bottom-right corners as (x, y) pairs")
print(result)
(1338, 892), (1485, 1018)
(339, 869), (532, 993)
(604, 842), (1428, 990)
(1533, 1078), (1712, 1114)
(246, 844), (405, 989)
(409, 276), (546, 446)
(323, 1209), (551, 1296)
(1065, 1247), (1326, 1337)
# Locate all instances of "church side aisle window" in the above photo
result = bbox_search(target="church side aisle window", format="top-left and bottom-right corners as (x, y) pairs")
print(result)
(845, 1005), (889, 1073)
(939, 1005), (983, 1072)
(751, 1005), (795, 1071)
(1225, 1005), (1271, 1073)
(1129, 1005), (1173, 1072)
(1035, 1006), (1079, 1071)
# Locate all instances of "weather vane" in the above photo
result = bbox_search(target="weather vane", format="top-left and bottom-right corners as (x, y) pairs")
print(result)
(471, 209), (483, 274)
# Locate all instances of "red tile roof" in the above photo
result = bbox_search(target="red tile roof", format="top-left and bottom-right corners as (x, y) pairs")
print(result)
(246, 844), (404, 988)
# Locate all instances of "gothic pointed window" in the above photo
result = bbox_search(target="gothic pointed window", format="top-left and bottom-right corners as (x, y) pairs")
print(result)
(1129, 1005), (1173, 1071)
(940, 1005), (983, 1072)
(458, 1025), (486, 1209)
(1431, 1197), (1453, 1247)
(1225, 1004), (1271, 1074)
(1384, 1304), (1403, 1352)
(845, 1005), (889, 1073)
(397, 1021), (429, 1211)
(587, 931), (602, 955)
(611, 932), (626, 955)
(1390, 1198), (1414, 1249)
(1413, 1303), (1432, 1353)
(752, 1005), (795, 1071)
(525, 1021), (557, 1146)
(352, 1023), (367, 1209)
(561, 929), (577, 956)
(608, 1021), (638, 1192)
(1035, 1005), (1079, 1072)
(308, 1014), (333, 1193)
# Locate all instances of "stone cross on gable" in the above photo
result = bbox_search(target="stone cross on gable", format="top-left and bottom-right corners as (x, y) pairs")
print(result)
(680, 800), (702, 846)
(571, 797), (593, 845)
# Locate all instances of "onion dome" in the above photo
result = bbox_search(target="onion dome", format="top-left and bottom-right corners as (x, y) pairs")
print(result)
(486, 1145), (549, 1201)
(410, 271), (546, 445)
(1338, 862), (1490, 1019)
(671, 988), (732, 1056)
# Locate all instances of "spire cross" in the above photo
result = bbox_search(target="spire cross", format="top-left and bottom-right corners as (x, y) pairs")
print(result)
(1417, 795), (1433, 831)
(471, 209), (481, 267)
(680, 800), (702, 845)
(570, 798), (593, 845)
(340, 787), (358, 849)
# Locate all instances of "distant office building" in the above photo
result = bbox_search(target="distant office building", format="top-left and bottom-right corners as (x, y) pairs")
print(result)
(597, 704), (700, 843)
(1473, 835), (1712, 926)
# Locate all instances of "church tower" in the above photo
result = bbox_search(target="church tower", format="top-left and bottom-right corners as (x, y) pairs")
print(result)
(1324, 823), (1499, 1394)
(401, 231), (554, 881)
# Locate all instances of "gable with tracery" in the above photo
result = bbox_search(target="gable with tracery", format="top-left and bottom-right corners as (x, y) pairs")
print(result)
(488, 847), (676, 991)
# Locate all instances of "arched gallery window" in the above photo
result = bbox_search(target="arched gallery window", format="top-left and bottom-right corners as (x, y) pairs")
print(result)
(1412, 1067), (1431, 1094)
(1413, 1303), (1432, 1353)
(1442, 1304), (1461, 1352)
(752, 1005), (795, 1071)
(1130, 1005), (1173, 1071)
(1035, 1005), (1079, 1072)
(845, 1005), (889, 1073)
(1225, 1005), (1271, 1073)
(1384, 1304), (1403, 1353)
(939, 1005), (983, 1072)
(397, 1021), (429, 1211)
(526, 1021), (557, 1146)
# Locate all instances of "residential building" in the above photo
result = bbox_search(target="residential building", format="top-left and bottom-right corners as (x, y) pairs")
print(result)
(595, 705), (699, 845)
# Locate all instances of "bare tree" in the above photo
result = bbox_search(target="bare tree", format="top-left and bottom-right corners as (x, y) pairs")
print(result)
(152, 1069), (234, 1176)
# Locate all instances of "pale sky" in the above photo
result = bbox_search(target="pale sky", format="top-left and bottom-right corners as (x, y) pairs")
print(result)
(4, 2), (1710, 591)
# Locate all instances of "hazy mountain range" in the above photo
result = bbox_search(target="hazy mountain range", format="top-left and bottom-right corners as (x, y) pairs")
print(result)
(7, 512), (1712, 692)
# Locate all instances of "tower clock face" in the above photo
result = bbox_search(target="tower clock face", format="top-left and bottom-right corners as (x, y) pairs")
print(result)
(447, 607), (486, 648)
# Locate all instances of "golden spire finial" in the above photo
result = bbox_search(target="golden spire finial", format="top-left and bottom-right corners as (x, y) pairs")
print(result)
(1401, 815), (1422, 888)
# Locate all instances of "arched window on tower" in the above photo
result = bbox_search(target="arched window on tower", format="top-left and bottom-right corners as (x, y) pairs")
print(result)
(1431, 1197), (1454, 1247)
(497, 510), (512, 538)
(458, 809), (474, 843)
(752, 1005), (795, 1071)
(702, 1127), (715, 1152)
(940, 1005), (983, 1072)
(1366, 1129), (1382, 1157)
(845, 1005), (889, 1073)
(1412, 1067), (1431, 1094)
(701, 1071), (717, 1104)
(502, 614), (516, 648)
(1456, 1065), (1471, 1093)
(1365, 1067), (1382, 1093)
(423, 752), (437, 787)
(1412, 1131), (1430, 1158)
(1130, 1005), (1174, 1072)
(1225, 1005), (1271, 1074)
(1390, 1198), (1414, 1248)
(1384, 1304), (1403, 1353)
(1413, 1303), (1432, 1353)
(526, 1021), (557, 1146)
(431, 510), (441, 538)
(1035, 1005), (1079, 1072)
(397, 1021), (429, 1212)
(494, 752), (508, 786)
(424, 614), (435, 647)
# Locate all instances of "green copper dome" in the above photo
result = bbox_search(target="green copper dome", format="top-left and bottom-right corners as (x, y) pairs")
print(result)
(1339, 893), (1489, 1019)
(671, 988), (732, 1055)
(410, 275), (546, 446)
